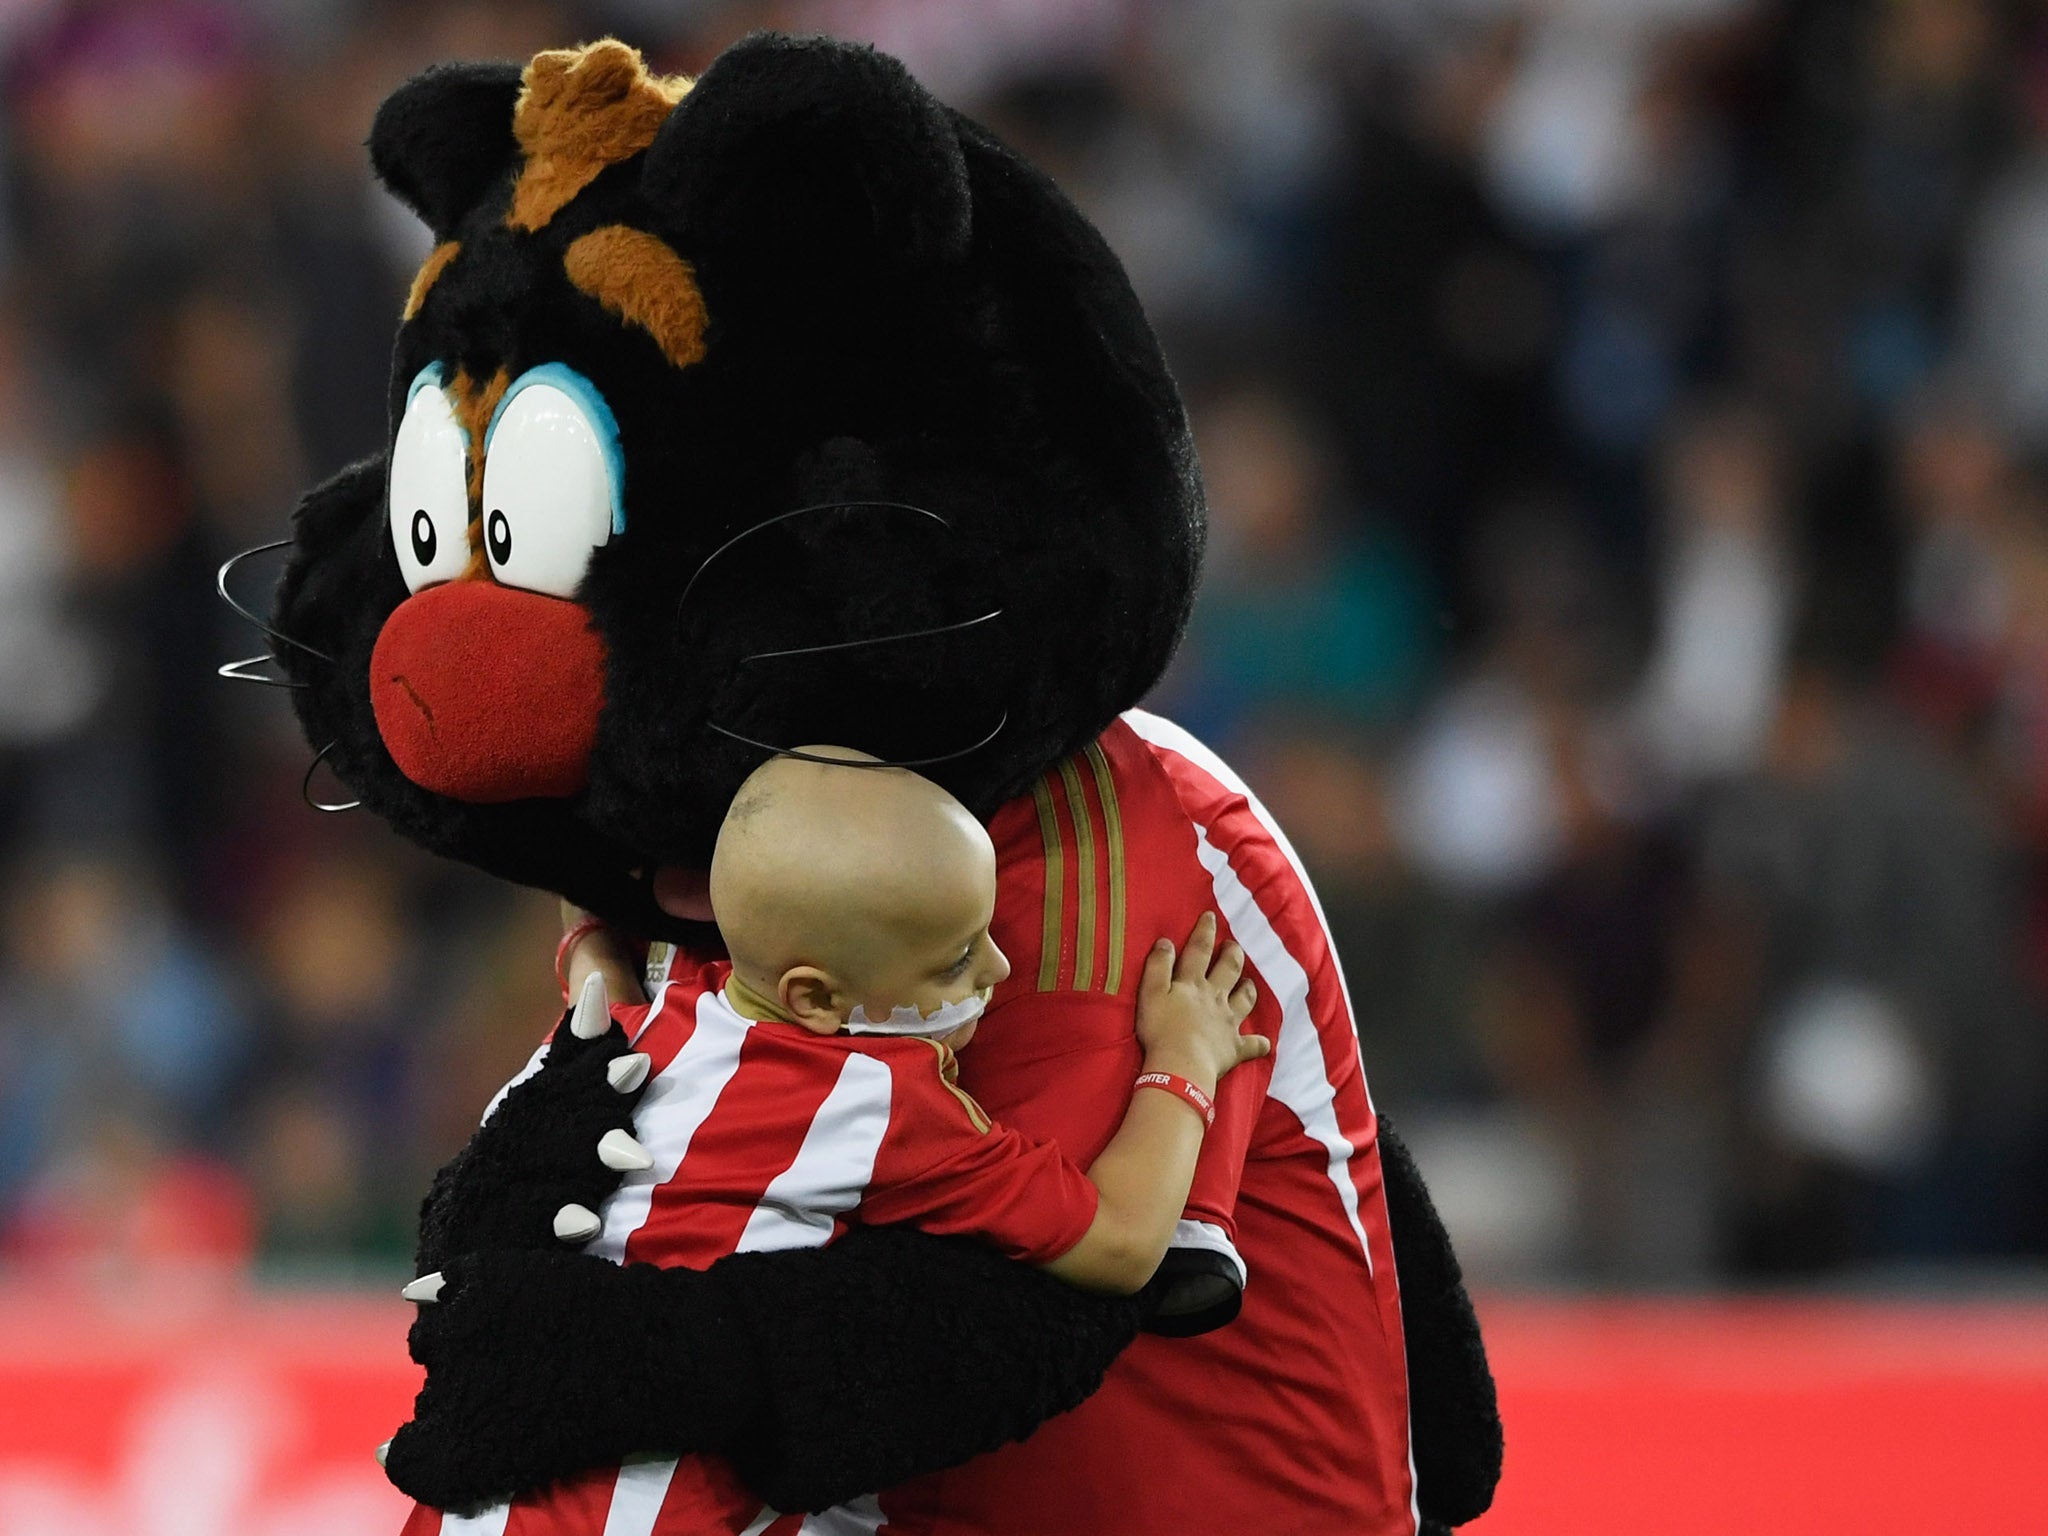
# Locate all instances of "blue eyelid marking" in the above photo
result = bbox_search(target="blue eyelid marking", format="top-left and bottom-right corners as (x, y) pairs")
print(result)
(407, 362), (446, 402)
(484, 363), (627, 538)
(406, 363), (466, 442)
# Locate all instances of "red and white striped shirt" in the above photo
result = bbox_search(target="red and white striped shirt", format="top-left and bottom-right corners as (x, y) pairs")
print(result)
(403, 973), (1100, 1536)
(407, 711), (1418, 1536)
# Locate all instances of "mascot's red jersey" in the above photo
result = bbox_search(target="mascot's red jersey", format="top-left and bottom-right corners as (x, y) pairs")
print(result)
(879, 710), (1418, 1536)
(407, 711), (1417, 1536)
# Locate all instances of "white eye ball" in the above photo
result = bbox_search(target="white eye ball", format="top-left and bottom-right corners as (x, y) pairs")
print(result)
(388, 378), (471, 593)
(479, 382), (614, 599)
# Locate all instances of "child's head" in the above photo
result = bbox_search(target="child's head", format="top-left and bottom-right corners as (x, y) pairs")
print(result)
(709, 747), (1011, 1045)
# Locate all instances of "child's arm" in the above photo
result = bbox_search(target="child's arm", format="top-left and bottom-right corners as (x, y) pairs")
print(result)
(1040, 912), (1267, 1294)
(559, 900), (646, 1007)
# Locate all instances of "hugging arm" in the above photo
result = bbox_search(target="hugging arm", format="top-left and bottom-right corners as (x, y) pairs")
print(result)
(388, 992), (1496, 1522)
(389, 1225), (1147, 1514)
(385, 999), (1149, 1516)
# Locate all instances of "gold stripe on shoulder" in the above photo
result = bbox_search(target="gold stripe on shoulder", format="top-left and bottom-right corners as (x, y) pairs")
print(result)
(1085, 741), (1127, 995)
(1059, 757), (1096, 990)
(1033, 775), (1064, 991)
(924, 1039), (991, 1133)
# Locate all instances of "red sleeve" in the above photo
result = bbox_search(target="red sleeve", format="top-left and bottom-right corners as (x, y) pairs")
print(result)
(855, 1040), (1100, 1265)
(1182, 1025), (1271, 1239)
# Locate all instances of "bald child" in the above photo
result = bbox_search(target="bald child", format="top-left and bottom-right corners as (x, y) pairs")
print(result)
(563, 747), (1267, 1295)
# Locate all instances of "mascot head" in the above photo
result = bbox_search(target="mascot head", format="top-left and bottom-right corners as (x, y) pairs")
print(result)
(269, 34), (1202, 939)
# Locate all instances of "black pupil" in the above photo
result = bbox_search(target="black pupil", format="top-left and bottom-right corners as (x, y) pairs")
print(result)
(410, 509), (435, 565)
(488, 509), (512, 564)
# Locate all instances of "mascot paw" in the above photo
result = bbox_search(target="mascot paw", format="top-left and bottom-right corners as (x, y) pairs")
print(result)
(389, 1248), (642, 1508)
(388, 1248), (762, 1509)
(413, 998), (649, 1272)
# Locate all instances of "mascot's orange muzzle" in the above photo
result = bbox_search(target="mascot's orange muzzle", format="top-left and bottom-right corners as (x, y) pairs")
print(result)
(370, 581), (606, 802)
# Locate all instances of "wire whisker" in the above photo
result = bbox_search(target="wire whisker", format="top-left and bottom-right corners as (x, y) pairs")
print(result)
(675, 500), (953, 628)
(218, 540), (334, 663)
(681, 501), (1003, 769)
(303, 740), (362, 812)
(706, 710), (1007, 770)
(218, 654), (307, 689)
(740, 608), (1003, 665)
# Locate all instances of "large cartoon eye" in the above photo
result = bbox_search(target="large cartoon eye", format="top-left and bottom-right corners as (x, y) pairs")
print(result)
(480, 366), (621, 599)
(388, 367), (471, 593)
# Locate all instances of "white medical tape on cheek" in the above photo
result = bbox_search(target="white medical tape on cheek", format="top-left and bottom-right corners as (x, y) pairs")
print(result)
(845, 986), (992, 1039)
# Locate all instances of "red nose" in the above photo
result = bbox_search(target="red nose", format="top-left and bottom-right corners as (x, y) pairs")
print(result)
(370, 581), (606, 803)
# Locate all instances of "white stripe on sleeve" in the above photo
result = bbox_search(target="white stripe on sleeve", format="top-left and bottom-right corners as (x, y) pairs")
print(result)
(1190, 817), (1373, 1270)
(735, 1053), (893, 1253)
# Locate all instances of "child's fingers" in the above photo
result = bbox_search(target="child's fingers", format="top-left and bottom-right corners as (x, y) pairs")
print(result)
(1141, 937), (1176, 997)
(1229, 976), (1258, 1023)
(1175, 911), (1218, 981)
(1207, 940), (1246, 993)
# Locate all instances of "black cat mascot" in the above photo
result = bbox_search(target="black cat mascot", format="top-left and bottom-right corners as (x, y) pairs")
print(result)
(268, 34), (1500, 1536)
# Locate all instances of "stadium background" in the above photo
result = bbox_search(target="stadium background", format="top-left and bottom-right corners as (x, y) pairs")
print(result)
(1, 0), (2044, 1529)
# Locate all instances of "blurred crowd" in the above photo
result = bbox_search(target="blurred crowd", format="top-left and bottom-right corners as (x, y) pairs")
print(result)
(2, 0), (2046, 1291)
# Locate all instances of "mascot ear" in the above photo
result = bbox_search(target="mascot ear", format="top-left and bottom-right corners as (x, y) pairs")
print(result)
(370, 62), (524, 239)
(641, 34), (972, 273)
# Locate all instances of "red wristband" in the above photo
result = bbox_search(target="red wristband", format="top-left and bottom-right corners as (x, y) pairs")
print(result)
(556, 917), (611, 1003)
(1134, 1071), (1215, 1128)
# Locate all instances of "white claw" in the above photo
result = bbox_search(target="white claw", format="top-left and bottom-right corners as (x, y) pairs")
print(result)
(607, 1052), (651, 1093)
(400, 1271), (445, 1304)
(569, 969), (610, 1040)
(597, 1127), (654, 1171)
(554, 1202), (602, 1243)
(375, 1440), (391, 1468)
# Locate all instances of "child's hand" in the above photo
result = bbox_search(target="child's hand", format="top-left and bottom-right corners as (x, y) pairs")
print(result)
(1135, 912), (1267, 1091)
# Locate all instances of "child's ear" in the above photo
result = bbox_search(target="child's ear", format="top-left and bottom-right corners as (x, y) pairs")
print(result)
(639, 33), (972, 278)
(370, 62), (524, 239)
(779, 968), (847, 1035)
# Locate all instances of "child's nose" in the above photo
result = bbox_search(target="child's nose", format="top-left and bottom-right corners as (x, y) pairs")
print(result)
(985, 940), (1012, 985)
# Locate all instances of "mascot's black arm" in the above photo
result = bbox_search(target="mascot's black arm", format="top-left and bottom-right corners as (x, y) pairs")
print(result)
(1377, 1114), (1504, 1532)
(388, 1020), (1500, 1524)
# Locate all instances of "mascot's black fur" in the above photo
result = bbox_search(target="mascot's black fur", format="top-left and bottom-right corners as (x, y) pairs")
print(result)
(270, 33), (1500, 1528)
